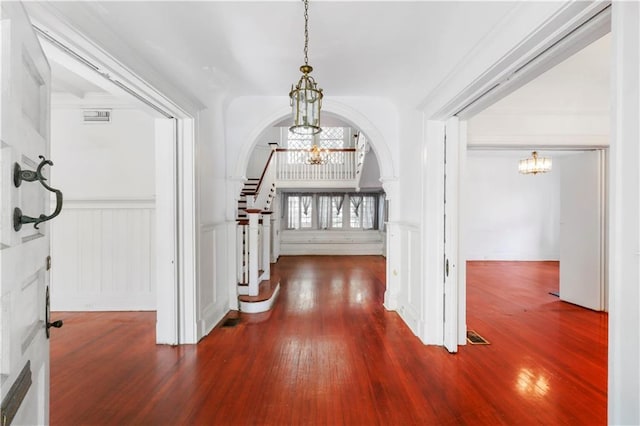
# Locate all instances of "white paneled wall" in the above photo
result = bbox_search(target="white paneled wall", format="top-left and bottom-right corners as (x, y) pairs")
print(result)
(197, 222), (233, 336)
(392, 223), (421, 334)
(50, 199), (155, 311)
(50, 107), (156, 311)
(279, 230), (384, 255)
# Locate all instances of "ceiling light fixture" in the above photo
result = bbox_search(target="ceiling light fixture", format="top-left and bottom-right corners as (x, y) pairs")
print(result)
(519, 151), (552, 175)
(307, 143), (327, 165)
(289, 0), (323, 135)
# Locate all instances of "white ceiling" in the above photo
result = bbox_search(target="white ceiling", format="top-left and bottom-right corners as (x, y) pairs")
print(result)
(32, 1), (519, 108)
(479, 32), (610, 116)
(39, 1), (610, 121)
(50, 61), (105, 96)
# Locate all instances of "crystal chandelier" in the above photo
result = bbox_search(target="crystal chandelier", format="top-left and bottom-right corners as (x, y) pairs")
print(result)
(307, 143), (327, 165)
(289, 0), (323, 135)
(519, 151), (552, 175)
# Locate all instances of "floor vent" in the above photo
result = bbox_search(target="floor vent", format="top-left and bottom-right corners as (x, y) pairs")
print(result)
(221, 318), (241, 328)
(467, 330), (490, 345)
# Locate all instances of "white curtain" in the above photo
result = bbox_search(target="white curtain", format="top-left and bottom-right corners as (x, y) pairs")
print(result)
(362, 195), (376, 229)
(318, 195), (331, 229)
(318, 194), (345, 228)
(350, 195), (363, 228)
(301, 195), (312, 215)
(333, 195), (344, 215)
(350, 196), (362, 217)
(287, 195), (299, 229)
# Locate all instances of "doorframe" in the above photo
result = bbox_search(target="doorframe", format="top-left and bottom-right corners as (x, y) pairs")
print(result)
(421, 1), (611, 347)
(422, 0), (640, 423)
(27, 9), (199, 345)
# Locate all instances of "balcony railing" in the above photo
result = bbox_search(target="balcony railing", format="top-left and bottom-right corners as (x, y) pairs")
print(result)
(275, 148), (358, 181)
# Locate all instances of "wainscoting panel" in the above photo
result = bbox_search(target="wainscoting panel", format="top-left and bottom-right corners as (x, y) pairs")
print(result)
(279, 230), (384, 255)
(198, 222), (232, 339)
(50, 199), (156, 311)
(393, 223), (422, 336)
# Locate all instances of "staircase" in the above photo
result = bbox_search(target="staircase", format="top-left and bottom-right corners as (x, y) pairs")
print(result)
(236, 178), (258, 221)
(234, 135), (369, 314)
(235, 155), (279, 314)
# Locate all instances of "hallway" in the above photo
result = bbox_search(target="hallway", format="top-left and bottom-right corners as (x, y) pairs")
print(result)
(50, 257), (607, 425)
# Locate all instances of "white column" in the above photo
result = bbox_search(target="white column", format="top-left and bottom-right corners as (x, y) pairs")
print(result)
(262, 212), (272, 279)
(381, 177), (400, 311)
(247, 209), (261, 296)
(228, 220), (240, 311)
(236, 222), (247, 284)
(609, 3), (640, 424)
(384, 221), (401, 311)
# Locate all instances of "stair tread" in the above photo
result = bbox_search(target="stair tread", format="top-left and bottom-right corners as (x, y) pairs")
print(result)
(239, 280), (279, 303)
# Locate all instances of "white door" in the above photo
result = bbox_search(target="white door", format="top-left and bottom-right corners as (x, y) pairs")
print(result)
(443, 117), (459, 353)
(559, 150), (605, 311)
(1, 2), (54, 424)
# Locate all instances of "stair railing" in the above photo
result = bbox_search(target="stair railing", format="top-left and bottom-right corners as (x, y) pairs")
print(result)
(250, 149), (277, 211)
(354, 133), (367, 190)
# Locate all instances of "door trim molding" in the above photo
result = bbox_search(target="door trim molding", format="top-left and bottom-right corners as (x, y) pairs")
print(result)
(420, 0), (611, 349)
(26, 7), (198, 345)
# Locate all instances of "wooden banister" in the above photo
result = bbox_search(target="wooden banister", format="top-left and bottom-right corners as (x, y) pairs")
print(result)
(255, 149), (276, 195)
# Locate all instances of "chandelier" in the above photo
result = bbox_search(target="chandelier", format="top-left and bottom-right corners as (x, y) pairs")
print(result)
(519, 151), (552, 175)
(289, 0), (323, 135)
(307, 143), (327, 165)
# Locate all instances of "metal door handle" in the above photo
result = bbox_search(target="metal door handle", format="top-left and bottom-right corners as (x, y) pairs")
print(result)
(47, 320), (63, 329)
(13, 156), (64, 231)
(45, 286), (63, 338)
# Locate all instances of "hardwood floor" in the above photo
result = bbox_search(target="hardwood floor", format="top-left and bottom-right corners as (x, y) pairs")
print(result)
(50, 257), (607, 425)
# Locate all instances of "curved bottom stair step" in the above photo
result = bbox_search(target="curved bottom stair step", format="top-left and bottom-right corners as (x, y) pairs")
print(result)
(239, 280), (280, 314)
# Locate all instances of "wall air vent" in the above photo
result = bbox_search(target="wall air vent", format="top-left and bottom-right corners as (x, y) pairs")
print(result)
(83, 109), (111, 124)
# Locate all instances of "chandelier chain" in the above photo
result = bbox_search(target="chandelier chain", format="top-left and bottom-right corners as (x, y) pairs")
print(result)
(303, 0), (309, 65)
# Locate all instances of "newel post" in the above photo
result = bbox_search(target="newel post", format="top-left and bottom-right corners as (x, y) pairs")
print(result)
(246, 209), (261, 296)
(261, 212), (272, 279)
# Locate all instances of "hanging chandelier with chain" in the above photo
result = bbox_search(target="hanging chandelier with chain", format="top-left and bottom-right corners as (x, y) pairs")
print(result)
(289, 0), (323, 135)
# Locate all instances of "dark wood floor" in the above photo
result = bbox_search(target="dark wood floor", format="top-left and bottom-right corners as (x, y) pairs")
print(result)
(50, 257), (607, 425)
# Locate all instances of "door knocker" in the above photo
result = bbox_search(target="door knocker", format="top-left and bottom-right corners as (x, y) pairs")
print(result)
(13, 156), (64, 231)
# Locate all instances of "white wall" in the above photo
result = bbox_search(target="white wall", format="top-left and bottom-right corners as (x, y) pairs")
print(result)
(50, 108), (156, 310)
(359, 149), (382, 189)
(246, 127), (279, 178)
(468, 113), (609, 148)
(464, 152), (561, 261)
(195, 102), (234, 338)
(609, 4), (640, 423)
(51, 108), (155, 198)
(386, 107), (423, 331)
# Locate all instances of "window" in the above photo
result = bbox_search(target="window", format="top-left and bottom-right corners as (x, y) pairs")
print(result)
(286, 195), (313, 229)
(350, 195), (377, 229)
(286, 127), (347, 164)
(317, 195), (344, 229)
(284, 192), (381, 231)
